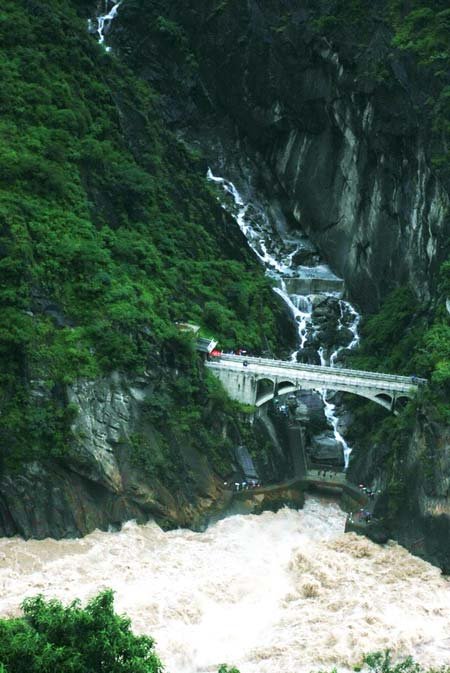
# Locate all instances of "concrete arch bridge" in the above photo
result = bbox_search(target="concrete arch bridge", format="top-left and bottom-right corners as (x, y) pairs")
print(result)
(205, 354), (425, 412)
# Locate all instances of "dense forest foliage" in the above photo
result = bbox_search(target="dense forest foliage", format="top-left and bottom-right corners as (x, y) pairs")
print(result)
(0, 0), (289, 470)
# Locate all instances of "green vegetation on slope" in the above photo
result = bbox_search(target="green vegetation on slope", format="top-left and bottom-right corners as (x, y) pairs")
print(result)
(0, 0), (287, 470)
(308, 0), (450, 176)
(347, 262), (450, 419)
(344, 266), (449, 521)
(389, 0), (450, 175)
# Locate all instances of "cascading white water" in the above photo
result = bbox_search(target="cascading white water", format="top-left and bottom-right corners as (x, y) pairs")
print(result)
(207, 168), (359, 467)
(273, 285), (313, 354)
(330, 301), (361, 367)
(322, 395), (352, 469)
(1, 499), (450, 673)
(94, 1), (121, 51)
(207, 170), (288, 274)
(323, 301), (361, 468)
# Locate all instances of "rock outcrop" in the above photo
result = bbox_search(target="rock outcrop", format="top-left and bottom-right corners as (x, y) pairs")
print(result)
(0, 371), (227, 538)
(349, 408), (450, 572)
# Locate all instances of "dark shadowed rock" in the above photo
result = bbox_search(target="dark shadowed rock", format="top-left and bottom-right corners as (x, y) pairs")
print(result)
(310, 432), (344, 465)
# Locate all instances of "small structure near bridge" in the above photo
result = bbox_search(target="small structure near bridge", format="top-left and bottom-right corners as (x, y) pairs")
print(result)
(196, 336), (218, 354)
(175, 322), (218, 354)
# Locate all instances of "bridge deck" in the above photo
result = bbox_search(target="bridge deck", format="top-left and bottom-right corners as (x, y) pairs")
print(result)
(207, 354), (424, 394)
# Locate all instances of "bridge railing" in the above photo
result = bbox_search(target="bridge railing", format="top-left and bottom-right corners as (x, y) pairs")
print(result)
(215, 354), (427, 387)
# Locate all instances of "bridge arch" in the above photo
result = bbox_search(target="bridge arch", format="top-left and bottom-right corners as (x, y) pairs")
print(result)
(254, 382), (413, 413)
(374, 393), (393, 409)
(256, 384), (297, 407)
(277, 380), (297, 396)
(255, 378), (275, 406)
(395, 395), (410, 410)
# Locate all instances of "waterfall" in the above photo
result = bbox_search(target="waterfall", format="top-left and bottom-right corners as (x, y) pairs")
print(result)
(92, 1), (121, 51)
(207, 168), (360, 469)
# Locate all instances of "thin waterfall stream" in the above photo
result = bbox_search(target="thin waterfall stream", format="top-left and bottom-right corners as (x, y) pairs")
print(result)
(88, 1), (121, 51)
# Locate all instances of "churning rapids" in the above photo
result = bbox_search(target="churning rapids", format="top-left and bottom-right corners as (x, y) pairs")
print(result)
(1, 499), (450, 673)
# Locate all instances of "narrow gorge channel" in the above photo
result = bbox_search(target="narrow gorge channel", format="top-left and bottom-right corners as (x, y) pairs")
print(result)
(2, 501), (450, 673)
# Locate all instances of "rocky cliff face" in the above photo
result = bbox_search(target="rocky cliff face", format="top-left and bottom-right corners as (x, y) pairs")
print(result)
(114, 0), (450, 311)
(348, 408), (450, 572)
(0, 371), (221, 538)
(0, 365), (298, 539)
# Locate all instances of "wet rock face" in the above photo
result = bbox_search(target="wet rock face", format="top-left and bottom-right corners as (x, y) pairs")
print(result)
(210, 7), (449, 311)
(66, 373), (132, 494)
(349, 410), (450, 572)
(309, 433), (345, 467)
(271, 108), (449, 310)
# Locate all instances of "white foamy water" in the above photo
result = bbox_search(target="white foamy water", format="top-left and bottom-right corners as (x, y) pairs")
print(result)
(1, 499), (449, 673)
(207, 168), (361, 467)
(94, 1), (121, 50)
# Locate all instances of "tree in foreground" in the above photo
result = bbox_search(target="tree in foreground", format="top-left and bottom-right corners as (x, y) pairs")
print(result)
(0, 590), (162, 673)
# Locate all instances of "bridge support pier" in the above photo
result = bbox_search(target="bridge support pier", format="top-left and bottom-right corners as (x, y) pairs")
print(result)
(288, 423), (308, 478)
(210, 367), (257, 406)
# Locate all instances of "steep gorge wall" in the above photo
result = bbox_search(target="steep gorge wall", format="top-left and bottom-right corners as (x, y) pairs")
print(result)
(0, 370), (233, 539)
(110, 0), (450, 568)
(115, 0), (450, 311)
(348, 408), (450, 571)
(0, 363), (296, 539)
